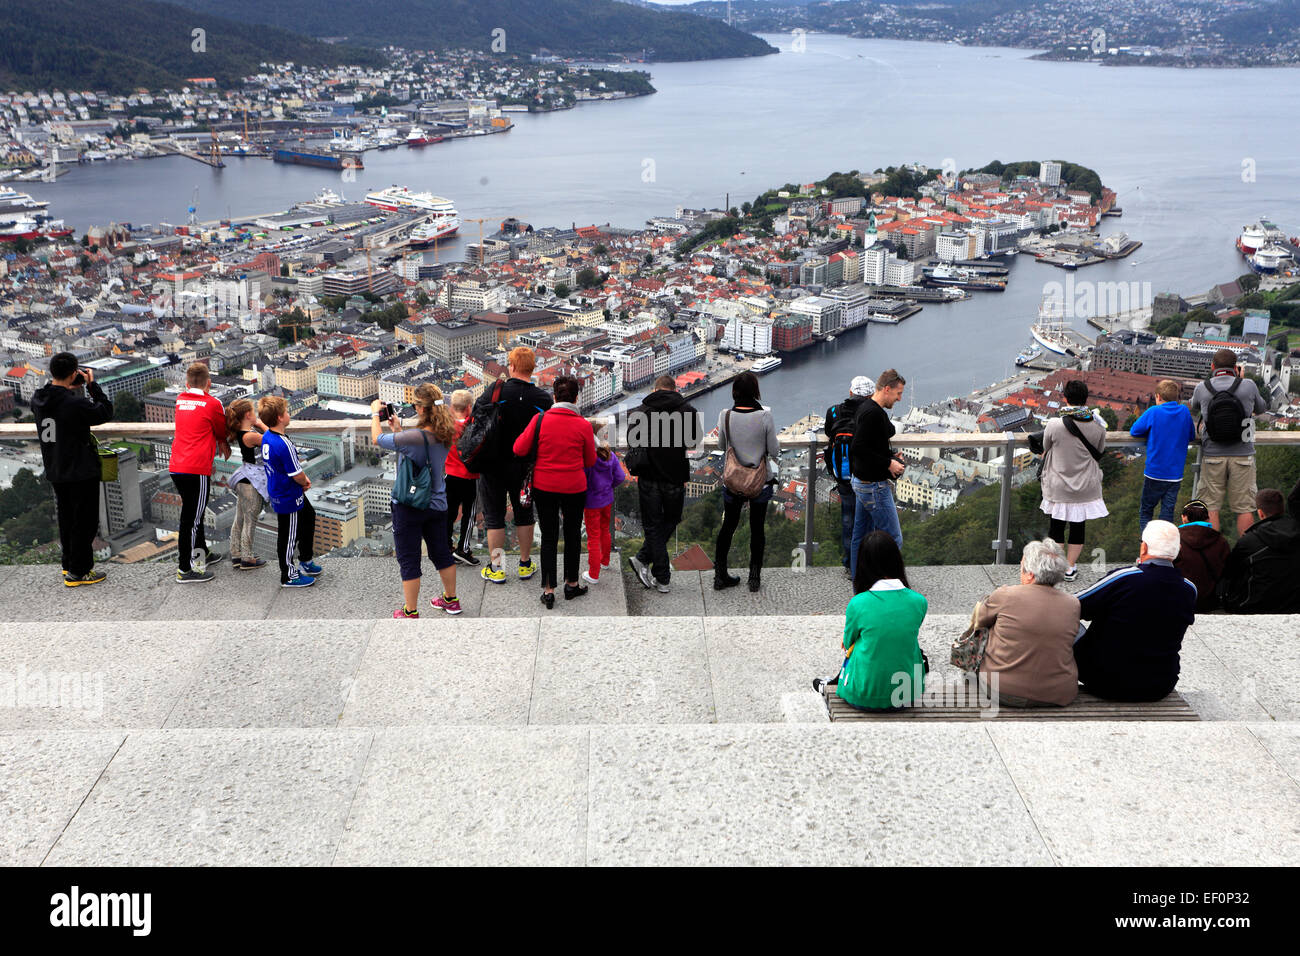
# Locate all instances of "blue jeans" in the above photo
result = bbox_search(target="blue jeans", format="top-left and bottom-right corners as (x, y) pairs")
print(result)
(850, 478), (903, 578)
(1139, 477), (1181, 532)
(836, 478), (855, 568)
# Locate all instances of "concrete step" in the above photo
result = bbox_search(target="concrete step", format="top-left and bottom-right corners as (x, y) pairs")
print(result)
(0, 614), (1293, 730)
(5, 722), (1299, 866)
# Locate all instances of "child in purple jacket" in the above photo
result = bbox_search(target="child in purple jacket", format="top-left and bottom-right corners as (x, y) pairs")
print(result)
(582, 422), (626, 584)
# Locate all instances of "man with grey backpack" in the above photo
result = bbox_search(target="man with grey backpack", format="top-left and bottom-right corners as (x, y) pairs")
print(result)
(1192, 349), (1269, 536)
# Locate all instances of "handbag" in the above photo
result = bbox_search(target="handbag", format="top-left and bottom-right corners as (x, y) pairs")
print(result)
(720, 410), (767, 498)
(392, 430), (434, 510)
(950, 601), (991, 672)
(517, 410), (545, 509)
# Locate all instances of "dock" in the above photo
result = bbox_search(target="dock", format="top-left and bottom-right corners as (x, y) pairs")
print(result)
(153, 141), (225, 168)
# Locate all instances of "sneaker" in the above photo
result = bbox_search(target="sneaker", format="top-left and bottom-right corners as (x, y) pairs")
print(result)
(453, 548), (480, 567)
(299, 559), (323, 576)
(812, 676), (839, 695)
(1063, 566), (1078, 582)
(629, 555), (654, 590)
(582, 571), (600, 585)
(281, 574), (315, 589)
(65, 569), (106, 587)
(393, 606), (420, 619)
(203, 549), (224, 564)
(239, 557), (267, 570)
(481, 564), (506, 584)
(654, 578), (671, 594)
(176, 569), (215, 584)
(431, 594), (463, 616)
(517, 559), (538, 580)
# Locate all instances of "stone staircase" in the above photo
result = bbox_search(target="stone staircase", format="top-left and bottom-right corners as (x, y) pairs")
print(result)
(1, 559), (1298, 865)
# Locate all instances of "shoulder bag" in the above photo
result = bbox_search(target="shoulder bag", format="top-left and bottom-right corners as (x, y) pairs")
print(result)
(517, 411), (545, 509)
(950, 601), (991, 672)
(720, 409), (767, 499)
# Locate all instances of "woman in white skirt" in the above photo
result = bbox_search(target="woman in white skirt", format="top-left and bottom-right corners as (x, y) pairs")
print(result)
(1039, 380), (1108, 580)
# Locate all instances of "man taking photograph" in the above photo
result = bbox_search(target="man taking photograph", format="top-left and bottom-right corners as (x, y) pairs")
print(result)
(31, 353), (114, 586)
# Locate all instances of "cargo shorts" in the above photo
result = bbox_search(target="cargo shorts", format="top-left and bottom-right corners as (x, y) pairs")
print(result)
(1199, 456), (1257, 515)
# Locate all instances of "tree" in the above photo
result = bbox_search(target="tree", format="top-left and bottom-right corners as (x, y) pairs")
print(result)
(554, 282), (570, 299)
(144, 378), (165, 394)
(114, 391), (144, 423)
(577, 267), (603, 289)
(592, 243), (608, 257)
(280, 264), (290, 277)
(1096, 406), (1119, 430)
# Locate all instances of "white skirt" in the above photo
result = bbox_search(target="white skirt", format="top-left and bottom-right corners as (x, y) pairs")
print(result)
(1040, 498), (1108, 522)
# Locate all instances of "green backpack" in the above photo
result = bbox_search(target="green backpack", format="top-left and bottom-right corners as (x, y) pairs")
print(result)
(392, 431), (433, 510)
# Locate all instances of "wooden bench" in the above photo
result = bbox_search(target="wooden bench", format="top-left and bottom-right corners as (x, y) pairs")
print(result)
(825, 687), (1199, 721)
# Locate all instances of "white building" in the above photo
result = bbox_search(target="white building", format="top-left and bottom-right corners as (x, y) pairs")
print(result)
(1039, 161), (1062, 186)
(788, 295), (843, 336)
(884, 258), (916, 286)
(720, 316), (773, 355)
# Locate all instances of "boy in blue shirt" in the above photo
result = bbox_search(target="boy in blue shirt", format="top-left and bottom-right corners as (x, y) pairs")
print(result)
(259, 396), (322, 588)
(1129, 380), (1197, 532)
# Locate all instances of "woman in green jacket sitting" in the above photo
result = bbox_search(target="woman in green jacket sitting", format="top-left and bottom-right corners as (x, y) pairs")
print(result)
(814, 531), (929, 710)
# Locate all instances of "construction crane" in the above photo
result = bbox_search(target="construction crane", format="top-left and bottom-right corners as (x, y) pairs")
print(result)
(187, 187), (199, 227)
(462, 217), (490, 265)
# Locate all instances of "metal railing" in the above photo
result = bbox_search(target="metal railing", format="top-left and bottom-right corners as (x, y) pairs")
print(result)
(3, 421), (1297, 565)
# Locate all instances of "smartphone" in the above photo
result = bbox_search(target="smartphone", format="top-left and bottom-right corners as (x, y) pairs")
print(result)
(378, 402), (395, 422)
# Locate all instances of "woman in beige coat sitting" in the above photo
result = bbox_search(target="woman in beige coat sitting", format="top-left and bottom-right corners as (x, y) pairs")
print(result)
(974, 538), (1081, 707)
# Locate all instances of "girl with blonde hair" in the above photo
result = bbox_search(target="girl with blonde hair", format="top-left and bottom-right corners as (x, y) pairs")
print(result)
(371, 384), (462, 617)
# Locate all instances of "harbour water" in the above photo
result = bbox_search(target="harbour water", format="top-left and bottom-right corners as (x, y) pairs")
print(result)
(23, 34), (1300, 427)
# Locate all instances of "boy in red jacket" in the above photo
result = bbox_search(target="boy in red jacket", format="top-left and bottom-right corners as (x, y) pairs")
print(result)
(171, 363), (230, 582)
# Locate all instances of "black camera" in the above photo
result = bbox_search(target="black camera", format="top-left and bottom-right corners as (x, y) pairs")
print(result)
(73, 368), (87, 386)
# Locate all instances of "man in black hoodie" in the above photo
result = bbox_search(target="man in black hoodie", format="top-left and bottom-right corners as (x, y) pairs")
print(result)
(30, 352), (114, 586)
(1218, 488), (1300, 613)
(627, 375), (701, 592)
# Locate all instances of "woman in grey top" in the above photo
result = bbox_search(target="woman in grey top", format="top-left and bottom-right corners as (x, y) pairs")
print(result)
(713, 371), (779, 592)
(1038, 379), (1108, 581)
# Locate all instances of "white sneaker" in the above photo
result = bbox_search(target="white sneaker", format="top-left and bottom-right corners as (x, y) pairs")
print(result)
(582, 571), (600, 585)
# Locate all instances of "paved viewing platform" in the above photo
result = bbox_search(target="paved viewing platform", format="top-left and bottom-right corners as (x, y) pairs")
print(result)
(1, 559), (1297, 866)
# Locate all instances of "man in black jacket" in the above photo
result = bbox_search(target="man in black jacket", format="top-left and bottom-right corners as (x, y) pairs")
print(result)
(848, 368), (906, 577)
(1218, 488), (1300, 613)
(475, 346), (553, 584)
(824, 376), (873, 572)
(627, 375), (701, 592)
(30, 352), (114, 586)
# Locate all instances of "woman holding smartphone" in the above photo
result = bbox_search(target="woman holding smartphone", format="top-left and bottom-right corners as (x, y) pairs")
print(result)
(371, 387), (462, 617)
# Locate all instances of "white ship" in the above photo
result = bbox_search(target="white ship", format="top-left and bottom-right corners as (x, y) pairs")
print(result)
(1016, 345), (1044, 367)
(1238, 219), (1285, 257)
(408, 217), (460, 247)
(751, 356), (783, 374)
(1029, 294), (1076, 356)
(1249, 243), (1295, 274)
(365, 186), (460, 237)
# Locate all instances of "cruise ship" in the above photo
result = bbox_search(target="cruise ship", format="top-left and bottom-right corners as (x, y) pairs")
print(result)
(751, 356), (783, 374)
(1249, 243), (1295, 274)
(408, 218), (459, 247)
(365, 187), (460, 238)
(1029, 295), (1076, 357)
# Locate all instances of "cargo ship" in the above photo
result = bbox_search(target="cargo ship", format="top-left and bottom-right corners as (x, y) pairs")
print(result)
(406, 125), (444, 147)
(273, 148), (363, 171)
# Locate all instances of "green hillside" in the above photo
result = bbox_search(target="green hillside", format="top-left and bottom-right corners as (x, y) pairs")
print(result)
(0, 0), (385, 92)
(172, 0), (778, 60)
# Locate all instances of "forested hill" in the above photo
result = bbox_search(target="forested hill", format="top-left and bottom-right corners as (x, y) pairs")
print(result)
(171, 0), (778, 61)
(0, 0), (385, 93)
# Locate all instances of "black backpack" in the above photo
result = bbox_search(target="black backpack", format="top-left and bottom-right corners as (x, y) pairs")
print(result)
(1203, 376), (1245, 445)
(822, 403), (857, 480)
(457, 379), (505, 473)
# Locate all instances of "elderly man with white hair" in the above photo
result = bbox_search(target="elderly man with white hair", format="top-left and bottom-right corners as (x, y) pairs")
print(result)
(1072, 520), (1198, 702)
(972, 538), (1082, 707)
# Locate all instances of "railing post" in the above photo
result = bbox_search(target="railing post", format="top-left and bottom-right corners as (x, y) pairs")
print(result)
(992, 432), (1015, 565)
(803, 432), (818, 568)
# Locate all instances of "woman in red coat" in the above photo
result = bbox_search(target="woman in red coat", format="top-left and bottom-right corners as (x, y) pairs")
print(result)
(513, 376), (597, 608)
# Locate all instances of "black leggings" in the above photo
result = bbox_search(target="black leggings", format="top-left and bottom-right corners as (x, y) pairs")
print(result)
(1048, 518), (1086, 546)
(715, 495), (770, 575)
(171, 472), (210, 572)
(445, 475), (477, 551)
(533, 488), (585, 589)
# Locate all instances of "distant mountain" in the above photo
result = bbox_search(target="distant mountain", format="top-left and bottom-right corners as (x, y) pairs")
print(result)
(170, 0), (778, 60)
(0, 0), (385, 93)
